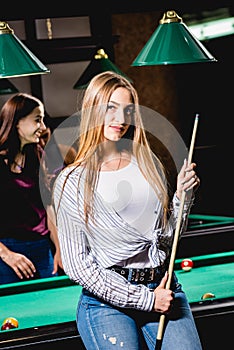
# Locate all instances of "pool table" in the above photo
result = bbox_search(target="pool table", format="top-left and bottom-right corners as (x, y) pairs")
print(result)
(0, 250), (233, 350)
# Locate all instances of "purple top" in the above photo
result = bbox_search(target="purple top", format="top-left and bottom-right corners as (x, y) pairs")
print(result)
(0, 155), (50, 241)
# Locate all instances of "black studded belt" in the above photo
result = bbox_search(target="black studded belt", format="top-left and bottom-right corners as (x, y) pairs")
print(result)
(108, 265), (166, 285)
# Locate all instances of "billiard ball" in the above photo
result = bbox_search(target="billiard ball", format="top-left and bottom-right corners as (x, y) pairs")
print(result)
(1, 317), (19, 330)
(201, 292), (215, 300)
(181, 258), (193, 271)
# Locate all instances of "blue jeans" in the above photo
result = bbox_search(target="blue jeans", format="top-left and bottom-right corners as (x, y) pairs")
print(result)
(0, 237), (57, 284)
(77, 277), (202, 350)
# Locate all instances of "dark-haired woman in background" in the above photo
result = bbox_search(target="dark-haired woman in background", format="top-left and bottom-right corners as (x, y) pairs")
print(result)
(0, 93), (63, 284)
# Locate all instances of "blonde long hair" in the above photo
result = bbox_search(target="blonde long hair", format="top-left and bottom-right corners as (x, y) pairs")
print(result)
(62, 71), (169, 226)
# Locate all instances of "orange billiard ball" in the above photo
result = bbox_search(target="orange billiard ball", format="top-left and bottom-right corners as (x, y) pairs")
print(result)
(1, 317), (19, 330)
(201, 292), (215, 300)
(181, 258), (193, 272)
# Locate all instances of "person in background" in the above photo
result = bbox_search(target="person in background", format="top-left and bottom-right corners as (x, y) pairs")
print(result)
(53, 71), (202, 350)
(0, 93), (63, 284)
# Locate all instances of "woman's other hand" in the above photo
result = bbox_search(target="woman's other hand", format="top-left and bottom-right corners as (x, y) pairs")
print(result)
(0, 244), (36, 280)
(176, 159), (200, 200)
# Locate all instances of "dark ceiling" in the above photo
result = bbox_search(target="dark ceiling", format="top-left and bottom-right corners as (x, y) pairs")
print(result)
(2, 1), (234, 20)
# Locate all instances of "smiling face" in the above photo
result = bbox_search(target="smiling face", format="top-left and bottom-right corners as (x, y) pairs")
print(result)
(103, 87), (134, 142)
(17, 104), (46, 149)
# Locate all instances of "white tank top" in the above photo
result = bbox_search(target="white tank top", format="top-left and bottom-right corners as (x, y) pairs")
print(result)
(97, 158), (158, 235)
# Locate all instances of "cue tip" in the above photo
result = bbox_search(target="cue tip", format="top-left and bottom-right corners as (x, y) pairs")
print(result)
(195, 113), (199, 120)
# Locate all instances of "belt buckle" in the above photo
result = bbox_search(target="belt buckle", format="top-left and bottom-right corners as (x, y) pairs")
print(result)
(134, 271), (140, 282)
(131, 270), (140, 282)
(148, 269), (155, 282)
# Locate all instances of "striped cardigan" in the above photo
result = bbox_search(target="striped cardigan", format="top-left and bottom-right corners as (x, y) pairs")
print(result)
(53, 165), (193, 312)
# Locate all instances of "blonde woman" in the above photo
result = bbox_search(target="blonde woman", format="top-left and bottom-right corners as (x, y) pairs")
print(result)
(53, 71), (202, 350)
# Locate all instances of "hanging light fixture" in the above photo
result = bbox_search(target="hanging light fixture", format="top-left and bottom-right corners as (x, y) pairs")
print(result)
(132, 10), (217, 66)
(73, 48), (132, 90)
(0, 78), (18, 94)
(0, 21), (50, 78)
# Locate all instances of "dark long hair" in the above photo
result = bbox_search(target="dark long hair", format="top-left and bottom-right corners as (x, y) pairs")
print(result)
(0, 93), (43, 176)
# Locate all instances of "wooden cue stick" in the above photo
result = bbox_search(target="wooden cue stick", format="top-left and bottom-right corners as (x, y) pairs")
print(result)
(155, 114), (199, 350)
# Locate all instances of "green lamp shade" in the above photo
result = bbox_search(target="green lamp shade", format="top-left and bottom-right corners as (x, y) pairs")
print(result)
(0, 78), (18, 94)
(73, 48), (132, 89)
(132, 10), (217, 66)
(0, 22), (50, 78)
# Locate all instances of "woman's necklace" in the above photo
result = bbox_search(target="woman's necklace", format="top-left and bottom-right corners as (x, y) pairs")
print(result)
(13, 161), (24, 171)
(12, 154), (25, 172)
(101, 152), (122, 171)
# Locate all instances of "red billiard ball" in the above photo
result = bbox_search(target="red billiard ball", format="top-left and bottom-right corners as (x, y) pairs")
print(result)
(1, 317), (19, 330)
(181, 258), (193, 271)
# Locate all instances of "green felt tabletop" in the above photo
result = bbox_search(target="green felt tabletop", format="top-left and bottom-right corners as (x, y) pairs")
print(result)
(0, 282), (82, 330)
(0, 251), (233, 331)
